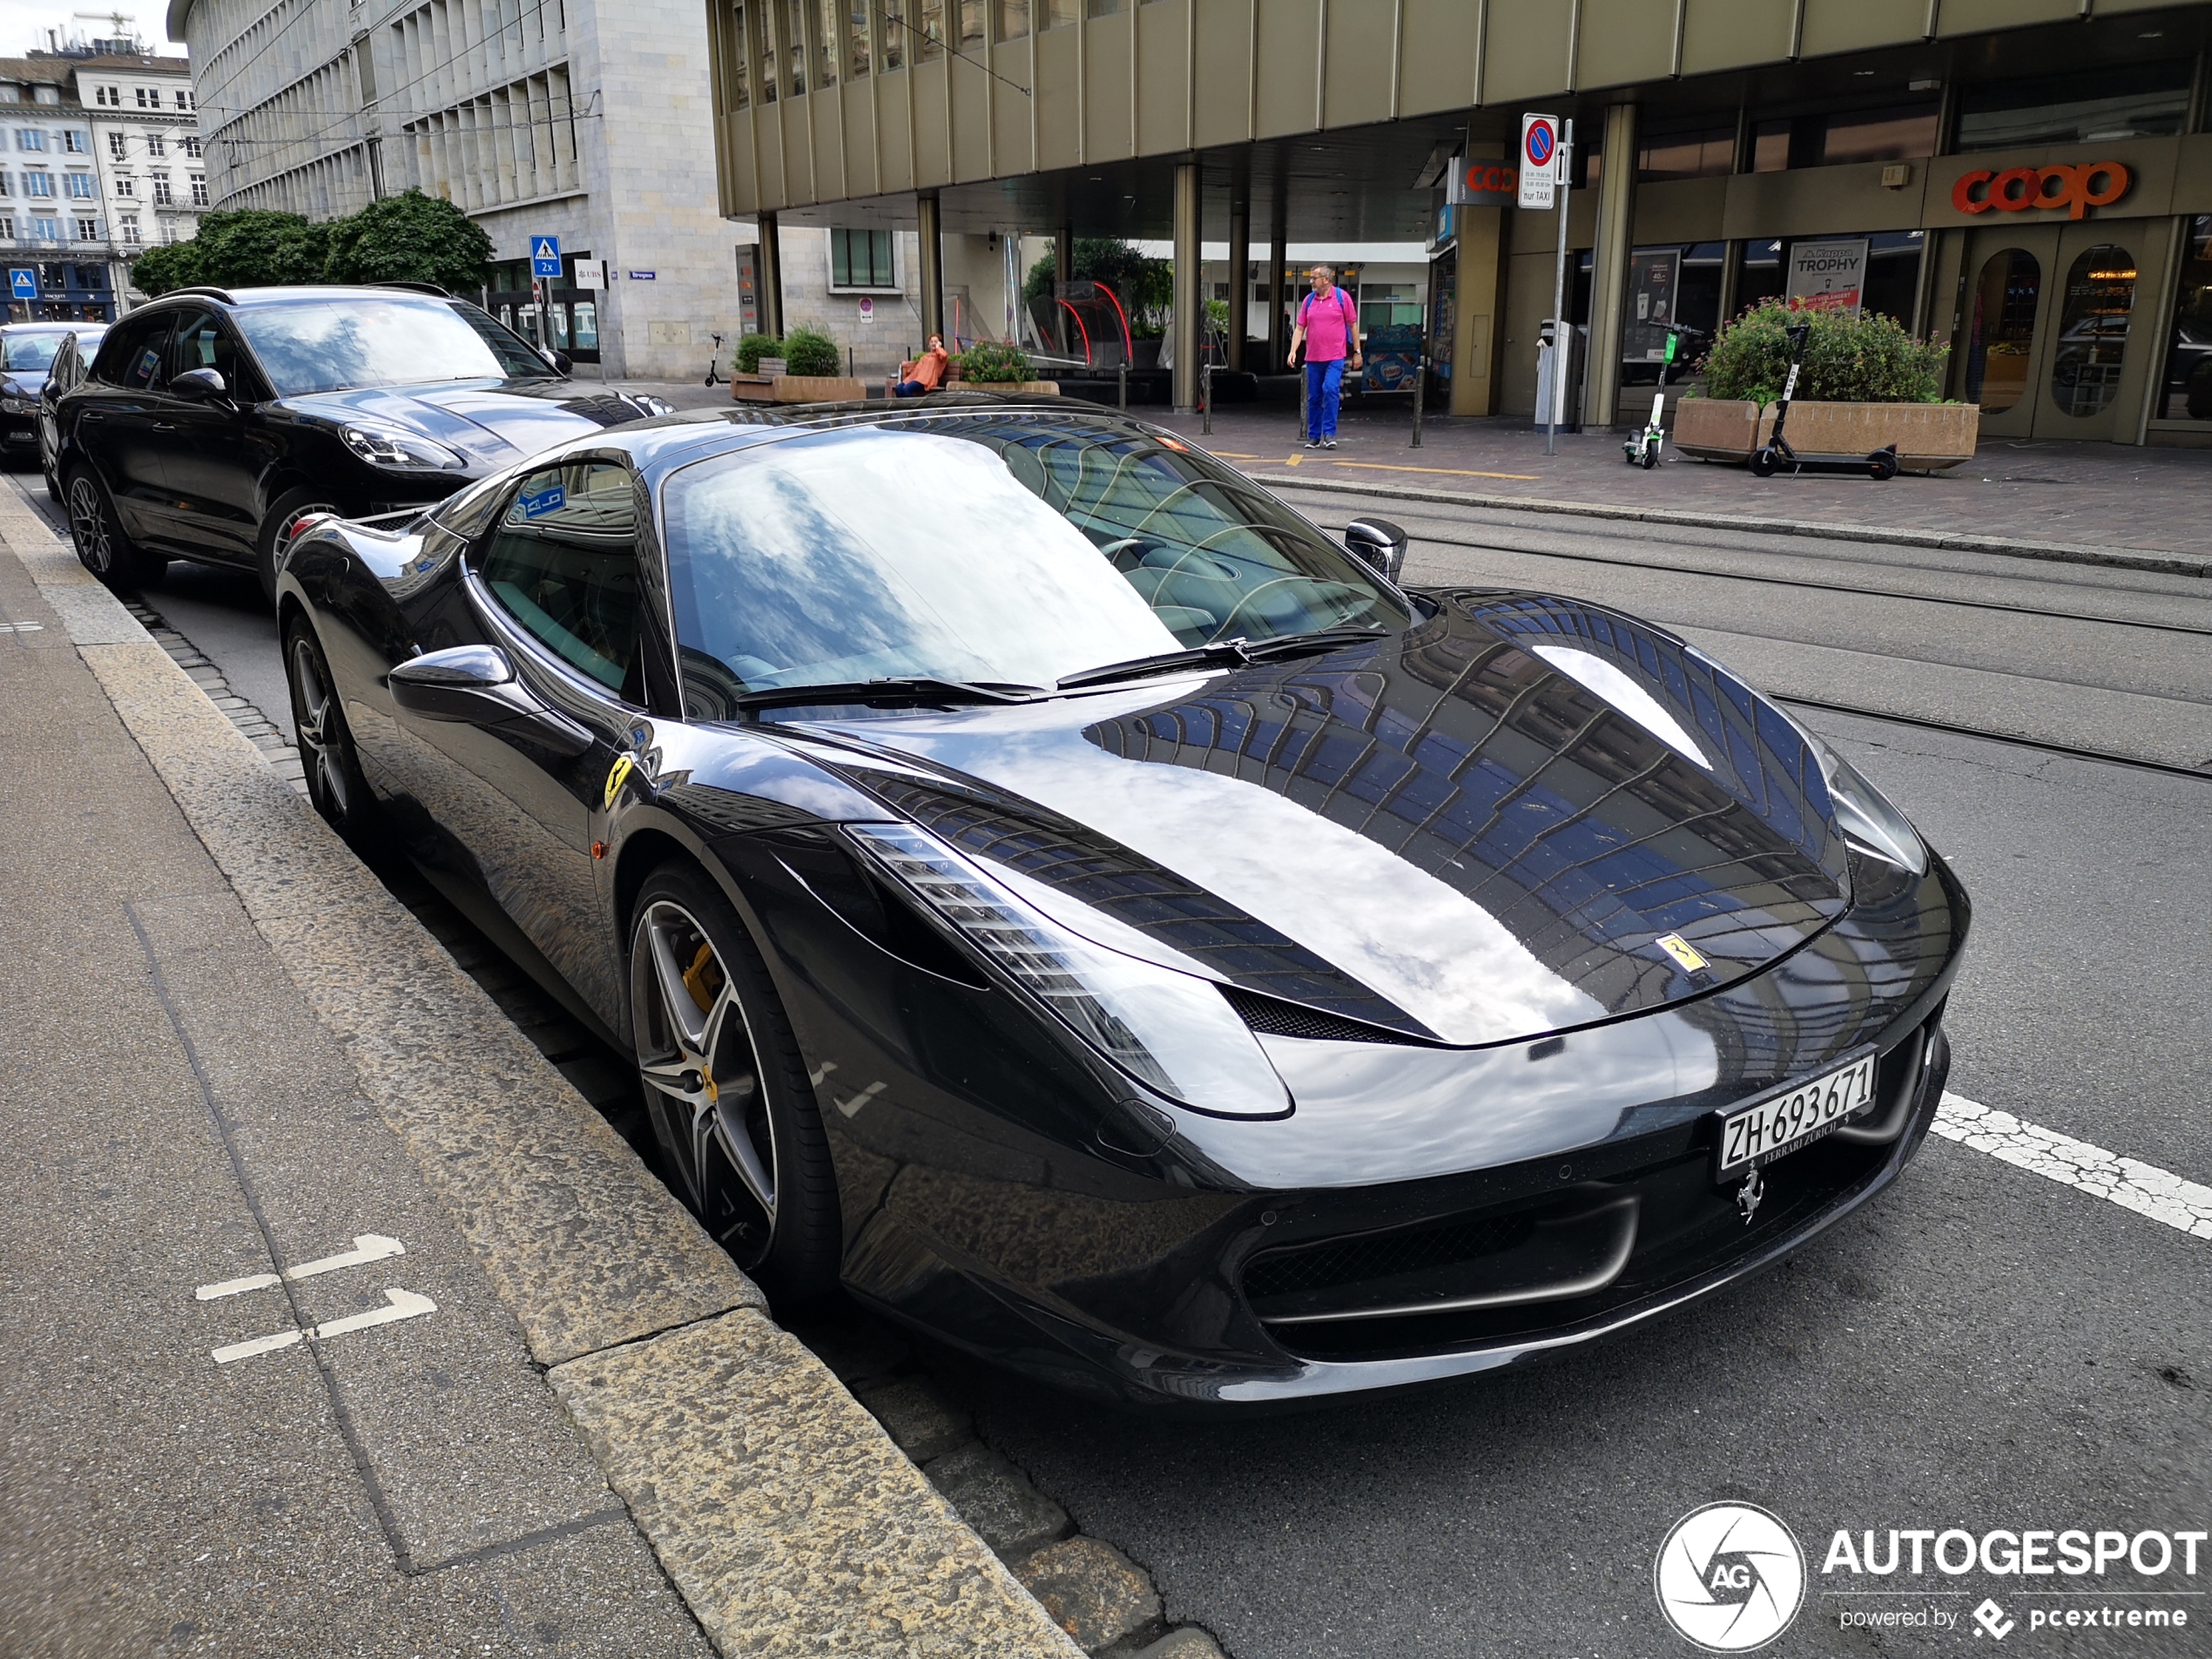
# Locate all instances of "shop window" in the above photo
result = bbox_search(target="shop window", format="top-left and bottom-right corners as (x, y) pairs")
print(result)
(1637, 126), (1733, 184)
(2047, 245), (2135, 420)
(832, 226), (896, 289)
(1956, 62), (2189, 152)
(1752, 104), (1935, 172)
(2159, 217), (2212, 421)
(1966, 250), (2040, 414)
(1359, 282), (1421, 332)
(1736, 239), (1785, 313)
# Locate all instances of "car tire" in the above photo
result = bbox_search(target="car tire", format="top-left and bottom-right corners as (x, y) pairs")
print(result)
(65, 464), (165, 590)
(629, 862), (840, 1303)
(257, 486), (344, 610)
(284, 616), (378, 847)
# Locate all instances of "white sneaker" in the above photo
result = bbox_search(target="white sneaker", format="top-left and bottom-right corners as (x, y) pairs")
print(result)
(1322, 437), (1337, 448)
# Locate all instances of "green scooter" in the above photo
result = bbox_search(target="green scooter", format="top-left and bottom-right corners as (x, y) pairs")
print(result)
(1622, 324), (1708, 469)
(1749, 321), (1901, 481)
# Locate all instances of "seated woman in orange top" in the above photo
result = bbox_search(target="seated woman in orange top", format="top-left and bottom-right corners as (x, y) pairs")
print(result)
(894, 335), (949, 397)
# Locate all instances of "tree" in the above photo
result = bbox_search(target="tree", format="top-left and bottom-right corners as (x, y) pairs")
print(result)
(320, 189), (493, 293)
(127, 238), (205, 297)
(194, 208), (333, 287)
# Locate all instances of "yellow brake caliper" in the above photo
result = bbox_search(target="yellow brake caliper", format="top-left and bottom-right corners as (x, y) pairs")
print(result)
(681, 942), (723, 1101)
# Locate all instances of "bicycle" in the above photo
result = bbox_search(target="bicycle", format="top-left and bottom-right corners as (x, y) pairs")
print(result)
(703, 331), (725, 387)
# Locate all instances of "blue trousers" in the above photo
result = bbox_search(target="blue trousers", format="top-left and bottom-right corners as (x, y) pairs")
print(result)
(1305, 358), (1345, 440)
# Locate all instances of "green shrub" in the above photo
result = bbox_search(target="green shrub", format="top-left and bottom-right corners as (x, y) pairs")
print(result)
(957, 341), (1031, 383)
(1700, 300), (1947, 405)
(320, 189), (492, 292)
(734, 332), (781, 373)
(128, 239), (205, 297)
(781, 326), (840, 377)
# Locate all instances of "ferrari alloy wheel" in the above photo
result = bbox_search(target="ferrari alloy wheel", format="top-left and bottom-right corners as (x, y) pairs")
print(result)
(258, 487), (342, 608)
(628, 866), (839, 1298)
(66, 467), (164, 590)
(285, 618), (375, 844)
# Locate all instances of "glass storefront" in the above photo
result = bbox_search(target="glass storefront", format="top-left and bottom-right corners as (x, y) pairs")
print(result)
(1966, 249), (2040, 414)
(2158, 218), (2212, 422)
(2047, 245), (2136, 420)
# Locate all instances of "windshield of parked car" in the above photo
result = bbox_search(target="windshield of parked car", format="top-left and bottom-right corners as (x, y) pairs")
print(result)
(1, 332), (69, 372)
(660, 414), (1411, 715)
(228, 298), (559, 396)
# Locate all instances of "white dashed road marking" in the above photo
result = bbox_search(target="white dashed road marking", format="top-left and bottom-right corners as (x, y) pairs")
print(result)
(211, 1289), (438, 1366)
(1935, 1092), (2212, 1242)
(196, 1233), (406, 1300)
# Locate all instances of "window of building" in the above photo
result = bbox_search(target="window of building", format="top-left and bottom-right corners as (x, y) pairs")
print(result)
(24, 171), (51, 197)
(960, 0), (984, 46)
(0, 88), (16, 104)
(74, 217), (98, 241)
(831, 226), (895, 288)
(145, 132), (165, 158)
(72, 264), (105, 289)
(753, 0), (780, 99)
(0, 216), (13, 239)
(65, 172), (92, 199)
(114, 174), (132, 197)
(33, 86), (57, 105)
(30, 216), (59, 241)
(190, 175), (207, 206)
(0, 172), (10, 197)
(1956, 61), (2190, 152)
(1085, 0), (1122, 14)
(120, 214), (138, 244)
(151, 172), (171, 205)
(843, 0), (870, 78)
(916, 0), (942, 59)
(62, 130), (85, 152)
(106, 130), (125, 158)
(1637, 125), (1733, 184)
(1752, 102), (1937, 172)
(786, 0), (808, 91)
(176, 91), (193, 110)
(182, 136), (200, 158)
(996, 0), (1028, 41)
(2161, 217), (2212, 422)
(880, 2), (904, 68)
(134, 87), (151, 107)
(813, 0), (836, 84)
(96, 85), (118, 105)
(16, 130), (43, 152)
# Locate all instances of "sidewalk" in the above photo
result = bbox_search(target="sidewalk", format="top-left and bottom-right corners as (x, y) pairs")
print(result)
(1157, 401), (2212, 564)
(0, 499), (1079, 1656)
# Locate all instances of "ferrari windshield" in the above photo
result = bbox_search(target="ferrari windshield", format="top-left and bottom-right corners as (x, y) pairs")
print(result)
(660, 415), (1411, 714)
(230, 297), (558, 395)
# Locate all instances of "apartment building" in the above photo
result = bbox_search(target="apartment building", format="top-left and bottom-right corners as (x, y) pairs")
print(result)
(74, 52), (206, 300)
(172, 0), (738, 376)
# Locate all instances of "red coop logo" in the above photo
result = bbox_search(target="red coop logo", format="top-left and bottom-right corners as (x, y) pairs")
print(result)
(1952, 161), (2131, 220)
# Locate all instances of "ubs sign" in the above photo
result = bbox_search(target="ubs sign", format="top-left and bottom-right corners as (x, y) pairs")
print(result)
(1951, 161), (2131, 219)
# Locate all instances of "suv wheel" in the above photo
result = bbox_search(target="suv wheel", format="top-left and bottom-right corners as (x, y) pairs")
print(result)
(258, 487), (343, 608)
(66, 465), (165, 590)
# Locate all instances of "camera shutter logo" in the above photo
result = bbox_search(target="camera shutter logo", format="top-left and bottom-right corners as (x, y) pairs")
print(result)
(1655, 1502), (1806, 1651)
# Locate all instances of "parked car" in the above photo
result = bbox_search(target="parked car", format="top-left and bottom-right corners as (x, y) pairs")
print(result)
(278, 398), (1968, 1406)
(0, 320), (105, 474)
(36, 325), (104, 502)
(55, 283), (670, 601)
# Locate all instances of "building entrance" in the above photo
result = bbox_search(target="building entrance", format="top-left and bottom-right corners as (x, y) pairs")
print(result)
(1961, 224), (2142, 442)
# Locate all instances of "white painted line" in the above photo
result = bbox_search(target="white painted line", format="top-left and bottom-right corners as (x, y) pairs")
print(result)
(1934, 1092), (2212, 1242)
(211, 1287), (437, 1365)
(196, 1234), (405, 1301)
(0, 620), (43, 633)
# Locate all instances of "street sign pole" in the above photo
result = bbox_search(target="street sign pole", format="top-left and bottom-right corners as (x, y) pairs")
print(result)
(1547, 120), (1575, 457)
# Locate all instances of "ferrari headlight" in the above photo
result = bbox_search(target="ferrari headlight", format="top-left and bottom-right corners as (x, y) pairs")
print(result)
(339, 423), (467, 471)
(847, 822), (1291, 1118)
(1809, 732), (1926, 875)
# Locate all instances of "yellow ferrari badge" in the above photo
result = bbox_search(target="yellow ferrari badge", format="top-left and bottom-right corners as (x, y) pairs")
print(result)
(1656, 933), (1710, 973)
(602, 753), (636, 812)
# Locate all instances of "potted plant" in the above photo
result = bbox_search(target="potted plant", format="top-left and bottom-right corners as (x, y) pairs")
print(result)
(952, 341), (1059, 395)
(770, 326), (867, 403)
(1672, 300), (1975, 473)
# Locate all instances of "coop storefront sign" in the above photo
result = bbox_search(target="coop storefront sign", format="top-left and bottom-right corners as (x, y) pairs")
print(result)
(1952, 160), (2132, 219)
(1448, 160), (1517, 208)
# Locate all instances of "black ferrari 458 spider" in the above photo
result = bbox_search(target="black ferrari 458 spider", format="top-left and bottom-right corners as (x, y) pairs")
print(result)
(274, 395), (1968, 1405)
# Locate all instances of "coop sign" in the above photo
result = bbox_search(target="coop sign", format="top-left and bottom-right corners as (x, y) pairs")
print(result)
(1951, 160), (2131, 220)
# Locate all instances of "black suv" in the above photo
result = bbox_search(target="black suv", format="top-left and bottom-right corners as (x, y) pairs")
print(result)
(54, 284), (670, 599)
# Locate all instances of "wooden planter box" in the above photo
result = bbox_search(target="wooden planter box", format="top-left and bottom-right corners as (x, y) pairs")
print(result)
(728, 372), (777, 403)
(960, 380), (1062, 395)
(1671, 397), (1979, 474)
(772, 374), (868, 403)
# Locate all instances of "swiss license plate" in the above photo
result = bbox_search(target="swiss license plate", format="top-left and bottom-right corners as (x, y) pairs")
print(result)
(1714, 1051), (1878, 1180)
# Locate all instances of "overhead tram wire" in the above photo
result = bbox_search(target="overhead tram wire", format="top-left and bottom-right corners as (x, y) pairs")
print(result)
(861, 3), (1032, 99)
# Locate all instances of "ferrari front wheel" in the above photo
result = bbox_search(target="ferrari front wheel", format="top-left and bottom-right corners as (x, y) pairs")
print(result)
(628, 864), (840, 1302)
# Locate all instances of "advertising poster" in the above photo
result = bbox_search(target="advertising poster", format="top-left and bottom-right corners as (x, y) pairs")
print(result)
(1786, 237), (1871, 313)
(1623, 247), (1682, 361)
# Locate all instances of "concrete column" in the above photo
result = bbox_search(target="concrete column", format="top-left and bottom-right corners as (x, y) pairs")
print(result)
(1172, 159), (1199, 412)
(758, 212), (784, 339)
(1266, 194), (1287, 374)
(917, 191), (944, 344)
(1226, 192), (1249, 374)
(1581, 101), (1640, 433)
(1449, 206), (1507, 417)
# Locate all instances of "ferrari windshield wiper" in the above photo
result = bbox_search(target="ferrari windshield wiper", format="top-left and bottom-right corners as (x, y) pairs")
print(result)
(1055, 626), (1389, 691)
(733, 676), (1045, 712)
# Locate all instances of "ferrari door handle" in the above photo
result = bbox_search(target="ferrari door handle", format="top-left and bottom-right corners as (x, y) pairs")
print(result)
(152, 421), (178, 431)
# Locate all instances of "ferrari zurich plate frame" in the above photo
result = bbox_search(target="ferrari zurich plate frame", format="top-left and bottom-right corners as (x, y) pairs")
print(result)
(275, 395), (1968, 1406)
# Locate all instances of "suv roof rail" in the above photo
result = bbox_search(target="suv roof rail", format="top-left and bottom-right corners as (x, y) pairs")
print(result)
(162, 285), (238, 304)
(370, 281), (455, 298)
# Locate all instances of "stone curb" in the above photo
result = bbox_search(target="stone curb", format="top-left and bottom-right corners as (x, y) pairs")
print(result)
(1240, 469), (2212, 580)
(0, 495), (1081, 1659)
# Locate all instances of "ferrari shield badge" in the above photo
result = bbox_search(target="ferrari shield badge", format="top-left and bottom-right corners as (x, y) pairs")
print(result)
(1656, 933), (1709, 973)
(602, 753), (637, 812)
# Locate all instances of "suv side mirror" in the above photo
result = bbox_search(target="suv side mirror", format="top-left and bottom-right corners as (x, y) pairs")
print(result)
(1343, 516), (1408, 584)
(542, 348), (573, 374)
(172, 367), (228, 400)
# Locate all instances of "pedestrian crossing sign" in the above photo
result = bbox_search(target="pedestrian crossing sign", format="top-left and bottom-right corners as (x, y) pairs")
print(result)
(530, 236), (562, 277)
(8, 268), (34, 300)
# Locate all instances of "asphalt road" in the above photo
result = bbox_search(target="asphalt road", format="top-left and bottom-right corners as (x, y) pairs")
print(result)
(26, 461), (2209, 1657)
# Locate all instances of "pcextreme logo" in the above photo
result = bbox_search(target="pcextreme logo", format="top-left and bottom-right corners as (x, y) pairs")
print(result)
(1952, 161), (2131, 219)
(1655, 1503), (1807, 1652)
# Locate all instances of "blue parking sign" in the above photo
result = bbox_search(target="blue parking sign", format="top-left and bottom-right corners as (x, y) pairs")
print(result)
(9, 268), (35, 300)
(529, 236), (562, 278)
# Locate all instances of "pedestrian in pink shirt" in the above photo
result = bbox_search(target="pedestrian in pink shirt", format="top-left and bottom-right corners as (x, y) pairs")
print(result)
(1288, 264), (1362, 448)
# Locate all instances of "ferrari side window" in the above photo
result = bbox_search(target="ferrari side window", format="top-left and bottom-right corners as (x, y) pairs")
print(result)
(476, 460), (644, 699)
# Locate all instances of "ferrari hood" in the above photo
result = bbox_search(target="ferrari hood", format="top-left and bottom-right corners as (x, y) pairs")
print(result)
(782, 593), (1850, 1049)
(287, 381), (658, 468)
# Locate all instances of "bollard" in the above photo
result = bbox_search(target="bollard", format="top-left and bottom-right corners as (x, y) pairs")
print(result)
(1118, 360), (1128, 411)
(1411, 351), (1425, 449)
(1296, 362), (1306, 445)
(1202, 361), (1212, 436)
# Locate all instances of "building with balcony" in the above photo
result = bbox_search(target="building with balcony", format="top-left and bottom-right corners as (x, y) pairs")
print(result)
(170, 0), (741, 377)
(0, 57), (117, 320)
(72, 51), (206, 301)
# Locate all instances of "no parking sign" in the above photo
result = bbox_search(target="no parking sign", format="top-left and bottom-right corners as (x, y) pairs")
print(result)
(1519, 115), (1561, 211)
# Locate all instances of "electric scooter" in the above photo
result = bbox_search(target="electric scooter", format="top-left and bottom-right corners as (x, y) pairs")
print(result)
(1622, 323), (1709, 469)
(703, 331), (725, 387)
(1749, 321), (1900, 481)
